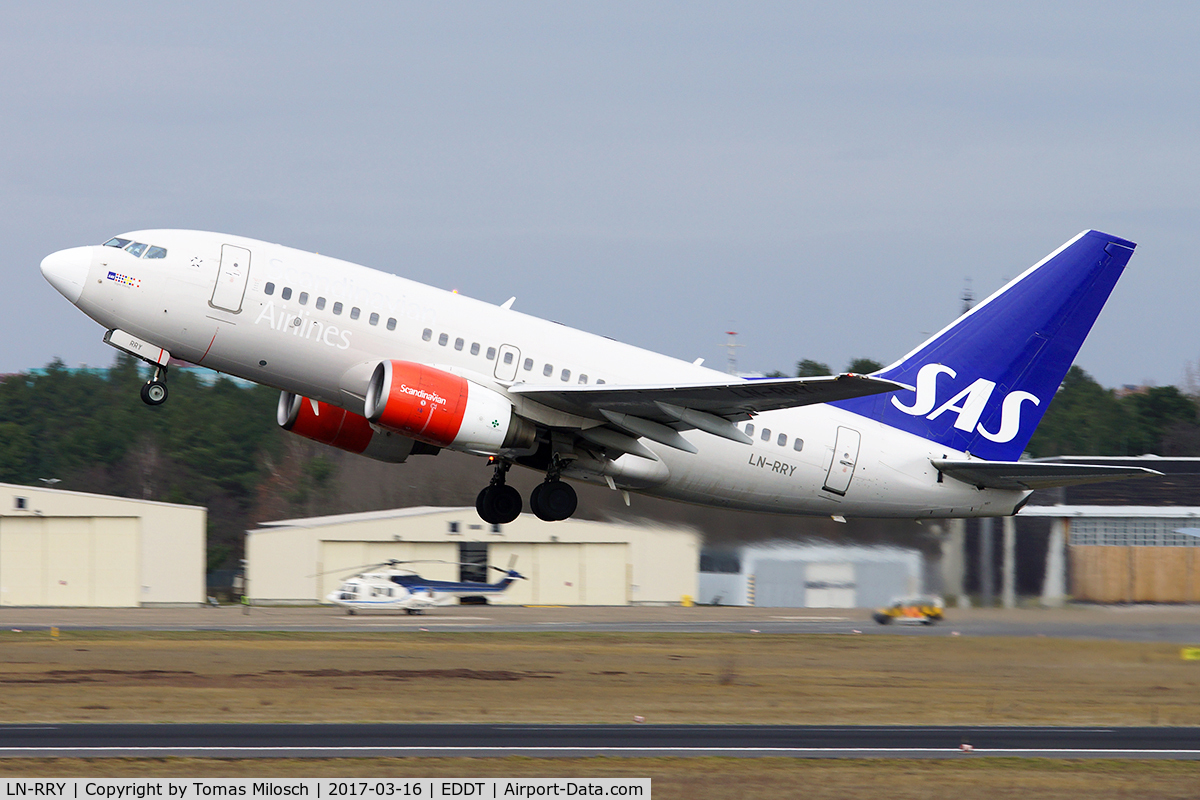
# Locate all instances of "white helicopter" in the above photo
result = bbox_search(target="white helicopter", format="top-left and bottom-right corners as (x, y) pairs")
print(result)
(325, 558), (525, 615)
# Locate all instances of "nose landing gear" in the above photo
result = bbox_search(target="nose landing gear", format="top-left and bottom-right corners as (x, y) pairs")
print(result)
(140, 365), (169, 406)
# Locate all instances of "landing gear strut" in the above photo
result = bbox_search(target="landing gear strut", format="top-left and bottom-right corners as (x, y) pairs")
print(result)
(140, 365), (168, 406)
(475, 459), (522, 525)
(530, 454), (577, 522)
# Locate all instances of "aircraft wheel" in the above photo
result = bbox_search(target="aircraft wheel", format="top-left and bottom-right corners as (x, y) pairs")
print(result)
(475, 487), (493, 521)
(529, 484), (548, 520)
(140, 380), (168, 406)
(531, 480), (576, 522)
(476, 484), (522, 524)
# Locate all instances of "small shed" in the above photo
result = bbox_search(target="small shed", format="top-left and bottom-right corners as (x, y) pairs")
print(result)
(699, 542), (924, 608)
(247, 507), (700, 606)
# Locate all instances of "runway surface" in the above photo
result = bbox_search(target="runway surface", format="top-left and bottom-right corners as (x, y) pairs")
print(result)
(1, 723), (1197, 759)
(3, 604), (1199, 642)
(3, 607), (1198, 761)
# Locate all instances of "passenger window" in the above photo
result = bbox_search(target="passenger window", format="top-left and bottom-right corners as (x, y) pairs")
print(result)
(315, 297), (326, 310)
(596, 379), (605, 384)
(523, 358), (533, 371)
(282, 287), (293, 300)
(145, 246), (167, 259)
(471, 343), (480, 356)
(486, 347), (496, 360)
(561, 369), (570, 382)
(503, 351), (514, 364)
(350, 307), (361, 320)
(438, 333), (449, 346)
(543, 364), (553, 377)
(298, 292), (309, 305)
(777, 433), (787, 447)
(455, 338), (465, 351)
(761, 428), (771, 442)
(264, 282), (275, 296)
(369, 312), (379, 326)
(125, 242), (147, 257)
(746, 423), (755, 437)
(422, 328), (432, 341)
(578, 374), (588, 384)
(333, 302), (343, 315)
(387, 318), (396, 331)
(793, 439), (804, 452)
(103, 237), (131, 249)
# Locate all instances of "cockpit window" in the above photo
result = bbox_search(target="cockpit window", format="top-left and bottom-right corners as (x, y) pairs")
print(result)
(102, 237), (167, 258)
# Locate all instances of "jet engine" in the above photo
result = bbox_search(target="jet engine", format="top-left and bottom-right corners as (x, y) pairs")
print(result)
(364, 360), (536, 453)
(277, 392), (418, 463)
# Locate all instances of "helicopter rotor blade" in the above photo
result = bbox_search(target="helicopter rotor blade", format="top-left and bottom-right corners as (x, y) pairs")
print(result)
(488, 555), (523, 577)
(305, 561), (396, 579)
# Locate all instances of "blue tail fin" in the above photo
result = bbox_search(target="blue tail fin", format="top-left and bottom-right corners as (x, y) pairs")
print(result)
(833, 230), (1136, 461)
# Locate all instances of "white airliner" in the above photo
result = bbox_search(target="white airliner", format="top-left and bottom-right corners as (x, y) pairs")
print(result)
(40, 229), (1156, 523)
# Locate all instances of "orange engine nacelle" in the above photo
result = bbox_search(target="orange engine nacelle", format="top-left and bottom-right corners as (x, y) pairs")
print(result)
(364, 360), (535, 453)
(277, 392), (416, 463)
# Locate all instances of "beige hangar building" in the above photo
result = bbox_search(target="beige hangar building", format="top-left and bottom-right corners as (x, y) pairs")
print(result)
(247, 507), (700, 606)
(0, 482), (206, 606)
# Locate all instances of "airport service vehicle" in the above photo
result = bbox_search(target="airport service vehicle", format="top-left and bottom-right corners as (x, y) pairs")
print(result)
(872, 595), (945, 625)
(326, 560), (525, 614)
(39, 228), (1157, 524)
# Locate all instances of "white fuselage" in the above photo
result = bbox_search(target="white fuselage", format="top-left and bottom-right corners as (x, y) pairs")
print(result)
(50, 230), (1026, 519)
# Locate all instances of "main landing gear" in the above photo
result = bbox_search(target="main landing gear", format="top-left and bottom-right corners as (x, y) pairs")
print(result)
(476, 459), (523, 525)
(139, 365), (169, 406)
(530, 480), (577, 522)
(529, 454), (576, 522)
(475, 457), (579, 525)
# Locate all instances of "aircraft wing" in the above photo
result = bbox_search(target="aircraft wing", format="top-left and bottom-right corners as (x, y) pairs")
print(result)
(932, 460), (1163, 491)
(509, 374), (904, 456)
(509, 373), (905, 422)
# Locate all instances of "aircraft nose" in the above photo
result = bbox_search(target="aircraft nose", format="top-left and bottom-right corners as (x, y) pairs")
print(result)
(40, 246), (93, 304)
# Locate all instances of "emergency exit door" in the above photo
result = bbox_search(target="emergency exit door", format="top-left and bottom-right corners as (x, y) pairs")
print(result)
(823, 426), (861, 496)
(210, 244), (251, 313)
(494, 344), (521, 382)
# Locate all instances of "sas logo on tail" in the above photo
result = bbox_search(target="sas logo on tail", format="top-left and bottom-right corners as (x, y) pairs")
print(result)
(891, 364), (1040, 443)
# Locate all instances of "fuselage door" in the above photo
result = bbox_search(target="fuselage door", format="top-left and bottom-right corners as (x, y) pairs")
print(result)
(823, 426), (862, 496)
(210, 244), (251, 313)
(495, 344), (520, 382)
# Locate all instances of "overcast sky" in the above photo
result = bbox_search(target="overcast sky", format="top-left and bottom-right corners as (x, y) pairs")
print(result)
(5, 2), (1197, 389)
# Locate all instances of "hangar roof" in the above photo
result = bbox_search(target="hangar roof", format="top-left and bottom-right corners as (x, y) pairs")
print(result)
(257, 506), (469, 529)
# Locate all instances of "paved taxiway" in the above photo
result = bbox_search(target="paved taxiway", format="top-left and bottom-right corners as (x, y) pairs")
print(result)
(1, 723), (1198, 759)
(3, 604), (1199, 642)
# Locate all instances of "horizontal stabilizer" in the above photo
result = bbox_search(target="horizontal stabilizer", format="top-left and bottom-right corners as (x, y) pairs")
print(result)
(932, 460), (1162, 491)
